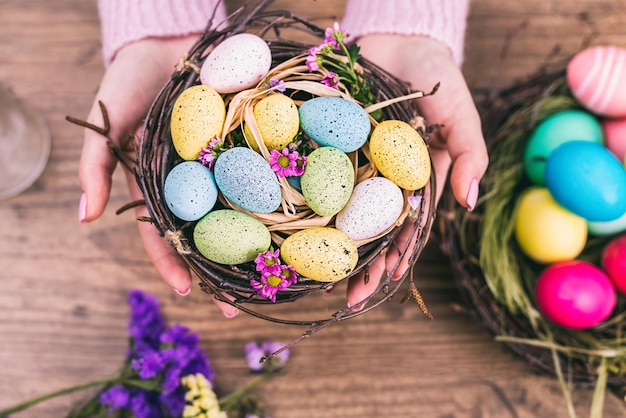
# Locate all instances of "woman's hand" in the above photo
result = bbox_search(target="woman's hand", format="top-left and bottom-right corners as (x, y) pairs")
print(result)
(346, 34), (489, 310)
(78, 36), (240, 318)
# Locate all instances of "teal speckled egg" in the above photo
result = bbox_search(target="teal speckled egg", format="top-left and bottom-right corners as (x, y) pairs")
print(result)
(214, 147), (282, 213)
(299, 96), (371, 153)
(193, 209), (271, 265)
(301, 147), (355, 216)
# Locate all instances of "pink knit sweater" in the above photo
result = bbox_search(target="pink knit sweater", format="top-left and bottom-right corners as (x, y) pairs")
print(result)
(98, 0), (469, 67)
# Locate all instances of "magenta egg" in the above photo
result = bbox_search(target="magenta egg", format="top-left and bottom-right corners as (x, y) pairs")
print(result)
(567, 45), (626, 118)
(535, 260), (616, 329)
(602, 118), (626, 162)
(602, 233), (626, 295)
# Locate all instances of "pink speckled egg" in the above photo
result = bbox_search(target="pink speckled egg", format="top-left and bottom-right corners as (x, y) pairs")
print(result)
(602, 233), (626, 295)
(602, 118), (626, 162)
(567, 45), (626, 118)
(535, 260), (616, 330)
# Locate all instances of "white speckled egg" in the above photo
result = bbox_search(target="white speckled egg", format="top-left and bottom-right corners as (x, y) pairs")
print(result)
(213, 147), (281, 213)
(171, 85), (226, 160)
(299, 96), (371, 152)
(301, 147), (354, 216)
(280, 227), (358, 282)
(370, 120), (431, 190)
(335, 177), (404, 240)
(244, 94), (300, 151)
(164, 161), (218, 221)
(200, 33), (272, 94)
(193, 209), (271, 265)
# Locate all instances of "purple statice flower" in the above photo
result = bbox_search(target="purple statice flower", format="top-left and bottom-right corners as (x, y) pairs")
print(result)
(100, 385), (130, 411)
(268, 77), (286, 93)
(245, 341), (290, 373)
(269, 147), (299, 177)
(408, 194), (422, 210)
(131, 350), (168, 379)
(128, 290), (166, 356)
(128, 389), (164, 418)
(254, 249), (281, 274)
(320, 72), (339, 89)
(198, 136), (223, 169)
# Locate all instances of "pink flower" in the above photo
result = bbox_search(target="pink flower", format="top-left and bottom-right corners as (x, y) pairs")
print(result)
(292, 154), (307, 176)
(254, 249), (281, 274)
(269, 147), (299, 177)
(324, 22), (346, 48)
(321, 72), (339, 89)
(251, 270), (295, 303)
(198, 136), (223, 169)
(268, 77), (286, 92)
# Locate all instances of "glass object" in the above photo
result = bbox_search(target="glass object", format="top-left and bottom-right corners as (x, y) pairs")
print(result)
(0, 82), (51, 200)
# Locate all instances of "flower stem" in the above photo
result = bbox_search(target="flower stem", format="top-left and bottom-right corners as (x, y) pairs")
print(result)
(218, 371), (276, 411)
(0, 377), (118, 416)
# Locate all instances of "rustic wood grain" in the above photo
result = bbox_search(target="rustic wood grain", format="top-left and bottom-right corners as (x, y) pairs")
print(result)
(1, 1), (625, 417)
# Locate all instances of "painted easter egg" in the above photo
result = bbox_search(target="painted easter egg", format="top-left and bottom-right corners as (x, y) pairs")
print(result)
(514, 187), (587, 264)
(523, 110), (603, 185)
(335, 177), (404, 240)
(164, 161), (218, 221)
(369, 120), (430, 190)
(244, 94), (300, 151)
(213, 147), (282, 214)
(200, 33), (272, 94)
(588, 210), (626, 236)
(301, 147), (355, 216)
(535, 260), (617, 330)
(545, 140), (626, 222)
(170, 85), (226, 160)
(299, 96), (371, 153)
(567, 45), (626, 118)
(193, 209), (271, 265)
(280, 227), (358, 282)
(601, 233), (626, 295)
(602, 118), (626, 162)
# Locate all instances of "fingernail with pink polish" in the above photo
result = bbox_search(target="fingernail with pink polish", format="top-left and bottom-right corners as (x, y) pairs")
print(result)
(466, 178), (479, 211)
(79, 193), (87, 223)
(223, 308), (239, 319)
(174, 287), (191, 296)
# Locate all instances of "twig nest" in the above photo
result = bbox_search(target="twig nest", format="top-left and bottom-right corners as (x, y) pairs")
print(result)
(136, 1), (436, 327)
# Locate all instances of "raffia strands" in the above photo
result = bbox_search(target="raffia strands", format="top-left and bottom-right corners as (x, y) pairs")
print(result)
(439, 66), (626, 418)
(135, 0), (437, 333)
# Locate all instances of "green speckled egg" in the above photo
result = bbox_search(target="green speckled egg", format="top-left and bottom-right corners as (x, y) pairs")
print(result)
(369, 120), (431, 190)
(171, 85), (226, 160)
(193, 209), (271, 265)
(280, 227), (358, 282)
(244, 94), (299, 151)
(301, 147), (354, 216)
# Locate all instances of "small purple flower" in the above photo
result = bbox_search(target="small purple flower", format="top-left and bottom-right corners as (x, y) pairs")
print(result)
(128, 290), (166, 355)
(408, 195), (422, 210)
(128, 389), (164, 418)
(245, 341), (290, 373)
(320, 72), (339, 89)
(269, 147), (299, 177)
(255, 249), (281, 274)
(100, 385), (130, 411)
(268, 77), (286, 93)
(325, 22), (347, 47)
(131, 351), (167, 379)
(198, 136), (223, 169)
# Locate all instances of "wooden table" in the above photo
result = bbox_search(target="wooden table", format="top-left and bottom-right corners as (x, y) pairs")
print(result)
(1, 1), (625, 417)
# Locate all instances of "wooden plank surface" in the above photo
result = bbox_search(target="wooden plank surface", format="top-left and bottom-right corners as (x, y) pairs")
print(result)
(1, 0), (625, 417)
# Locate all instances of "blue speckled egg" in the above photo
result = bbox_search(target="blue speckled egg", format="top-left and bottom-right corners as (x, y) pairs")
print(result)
(164, 161), (218, 221)
(213, 147), (281, 213)
(193, 209), (271, 264)
(301, 147), (355, 216)
(545, 141), (626, 222)
(299, 97), (371, 153)
(335, 177), (404, 240)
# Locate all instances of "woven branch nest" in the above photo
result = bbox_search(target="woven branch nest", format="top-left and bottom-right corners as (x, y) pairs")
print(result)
(439, 64), (626, 400)
(135, 0), (436, 328)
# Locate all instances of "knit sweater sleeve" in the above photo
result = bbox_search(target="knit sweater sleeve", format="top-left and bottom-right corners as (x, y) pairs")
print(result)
(341, 0), (470, 67)
(98, 0), (228, 67)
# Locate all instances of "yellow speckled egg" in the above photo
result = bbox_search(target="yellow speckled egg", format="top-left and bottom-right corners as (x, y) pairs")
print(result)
(369, 120), (431, 190)
(280, 227), (358, 282)
(171, 85), (226, 160)
(244, 94), (300, 151)
(514, 187), (587, 264)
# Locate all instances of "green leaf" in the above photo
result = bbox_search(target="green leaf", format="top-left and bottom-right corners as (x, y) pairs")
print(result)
(347, 44), (361, 64)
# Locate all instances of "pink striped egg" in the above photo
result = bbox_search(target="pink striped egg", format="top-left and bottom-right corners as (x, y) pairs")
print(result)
(567, 45), (626, 118)
(602, 118), (626, 162)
